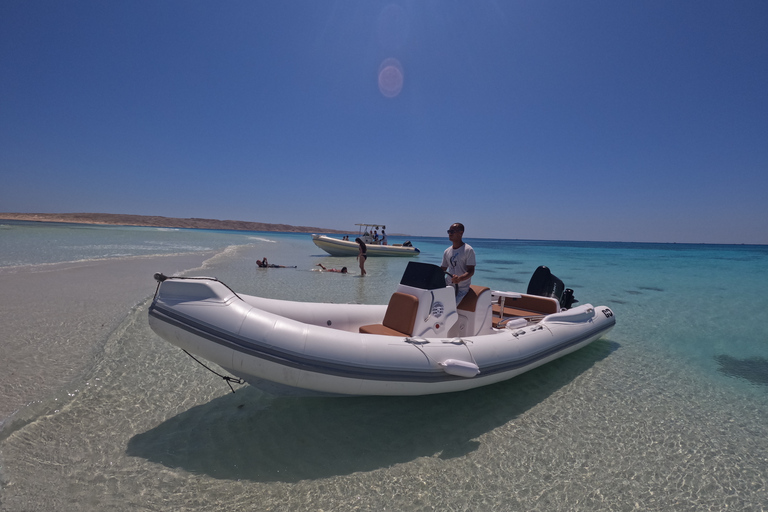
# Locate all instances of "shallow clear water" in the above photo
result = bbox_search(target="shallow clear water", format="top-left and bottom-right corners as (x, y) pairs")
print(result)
(1, 221), (766, 511)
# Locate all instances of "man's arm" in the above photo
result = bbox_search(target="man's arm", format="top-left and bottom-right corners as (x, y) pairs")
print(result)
(452, 265), (474, 284)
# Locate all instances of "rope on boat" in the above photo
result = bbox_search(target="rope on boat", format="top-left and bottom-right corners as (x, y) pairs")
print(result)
(182, 350), (244, 393)
(406, 336), (481, 376)
(445, 337), (480, 369)
(153, 273), (244, 301)
(404, 337), (433, 365)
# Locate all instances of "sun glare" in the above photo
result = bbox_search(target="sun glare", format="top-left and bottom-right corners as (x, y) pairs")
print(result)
(378, 57), (404, 98)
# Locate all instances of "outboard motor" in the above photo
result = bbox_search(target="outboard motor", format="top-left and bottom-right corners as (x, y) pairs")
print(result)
(527, 266), (564, 302)
(561, 288), (578, 309)
(527, 266), (579, 309)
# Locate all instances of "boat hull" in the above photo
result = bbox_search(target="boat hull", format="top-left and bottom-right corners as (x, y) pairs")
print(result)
(312, 234), (419, 257)
(148, 277), (615, 396)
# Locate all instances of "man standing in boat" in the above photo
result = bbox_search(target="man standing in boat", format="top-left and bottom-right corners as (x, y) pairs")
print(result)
(441, 223), (476, 304)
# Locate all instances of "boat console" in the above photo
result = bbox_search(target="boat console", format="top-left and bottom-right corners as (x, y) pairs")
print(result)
(359, 262), (494, 338)
(393, 262), (461, 337)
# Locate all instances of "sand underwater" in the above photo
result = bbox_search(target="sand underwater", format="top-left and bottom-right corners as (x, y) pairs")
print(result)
(1, 223), (767, 511)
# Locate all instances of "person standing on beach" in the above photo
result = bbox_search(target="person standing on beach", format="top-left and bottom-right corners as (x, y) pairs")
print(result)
(355, 238), (367, 275)
(441, 223), (475, 304)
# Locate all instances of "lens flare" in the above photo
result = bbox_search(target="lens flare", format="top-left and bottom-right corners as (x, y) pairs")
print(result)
(378, 58), (404, 98)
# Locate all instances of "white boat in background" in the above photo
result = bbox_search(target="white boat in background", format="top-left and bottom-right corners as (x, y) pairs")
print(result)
(312, 223), (419, 257)
(148, 262), (615, 397)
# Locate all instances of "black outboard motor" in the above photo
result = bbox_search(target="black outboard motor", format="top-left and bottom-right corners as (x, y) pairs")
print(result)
(527, 265), (579, 309)
(561, 288), (578, 309)
(527, 266), (564, 301)
(527, 266), (578, 309)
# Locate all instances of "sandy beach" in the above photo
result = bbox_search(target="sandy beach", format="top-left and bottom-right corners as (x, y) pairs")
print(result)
(0, 212), (346, 234)
(0, 251), (218, 430)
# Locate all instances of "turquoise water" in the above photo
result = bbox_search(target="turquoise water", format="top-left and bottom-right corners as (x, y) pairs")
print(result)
(1, 220), (767, 510)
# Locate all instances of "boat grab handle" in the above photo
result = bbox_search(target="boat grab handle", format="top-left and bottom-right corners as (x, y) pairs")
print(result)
(423, 291), (435, 323)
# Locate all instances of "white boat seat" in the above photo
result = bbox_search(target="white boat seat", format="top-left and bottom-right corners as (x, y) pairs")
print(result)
(359, 292), (419, 337)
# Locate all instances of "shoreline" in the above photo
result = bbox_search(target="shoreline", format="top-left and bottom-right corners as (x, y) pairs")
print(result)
(0, 250), (218, 428)
(0, 212), (347, 234)
(5, 213), (762, 246)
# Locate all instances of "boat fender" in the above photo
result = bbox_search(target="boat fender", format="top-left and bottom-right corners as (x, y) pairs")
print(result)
(439, 359), (480, 378)
(504, 318), (527, 330)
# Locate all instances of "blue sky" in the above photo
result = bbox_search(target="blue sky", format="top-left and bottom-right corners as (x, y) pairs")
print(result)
(1, 1), (766, 244)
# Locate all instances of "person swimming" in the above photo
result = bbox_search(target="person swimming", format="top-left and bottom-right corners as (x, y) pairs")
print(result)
(257, 258), (296, 268)
(316, 263), (348, 273)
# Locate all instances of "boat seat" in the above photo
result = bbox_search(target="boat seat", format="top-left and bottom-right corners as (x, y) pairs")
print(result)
(491, 294), (560, 328)
(457, 285), (490, 312)
(359, 292), (419, 337)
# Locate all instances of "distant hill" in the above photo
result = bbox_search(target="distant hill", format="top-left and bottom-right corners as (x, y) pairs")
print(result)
(0, 213), (347, 234)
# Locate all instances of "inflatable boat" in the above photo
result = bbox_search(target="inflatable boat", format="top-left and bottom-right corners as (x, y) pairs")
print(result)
(312, 234), (420, 257)
(148, 262), (615, 396)
(312, 224), (419, 257)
